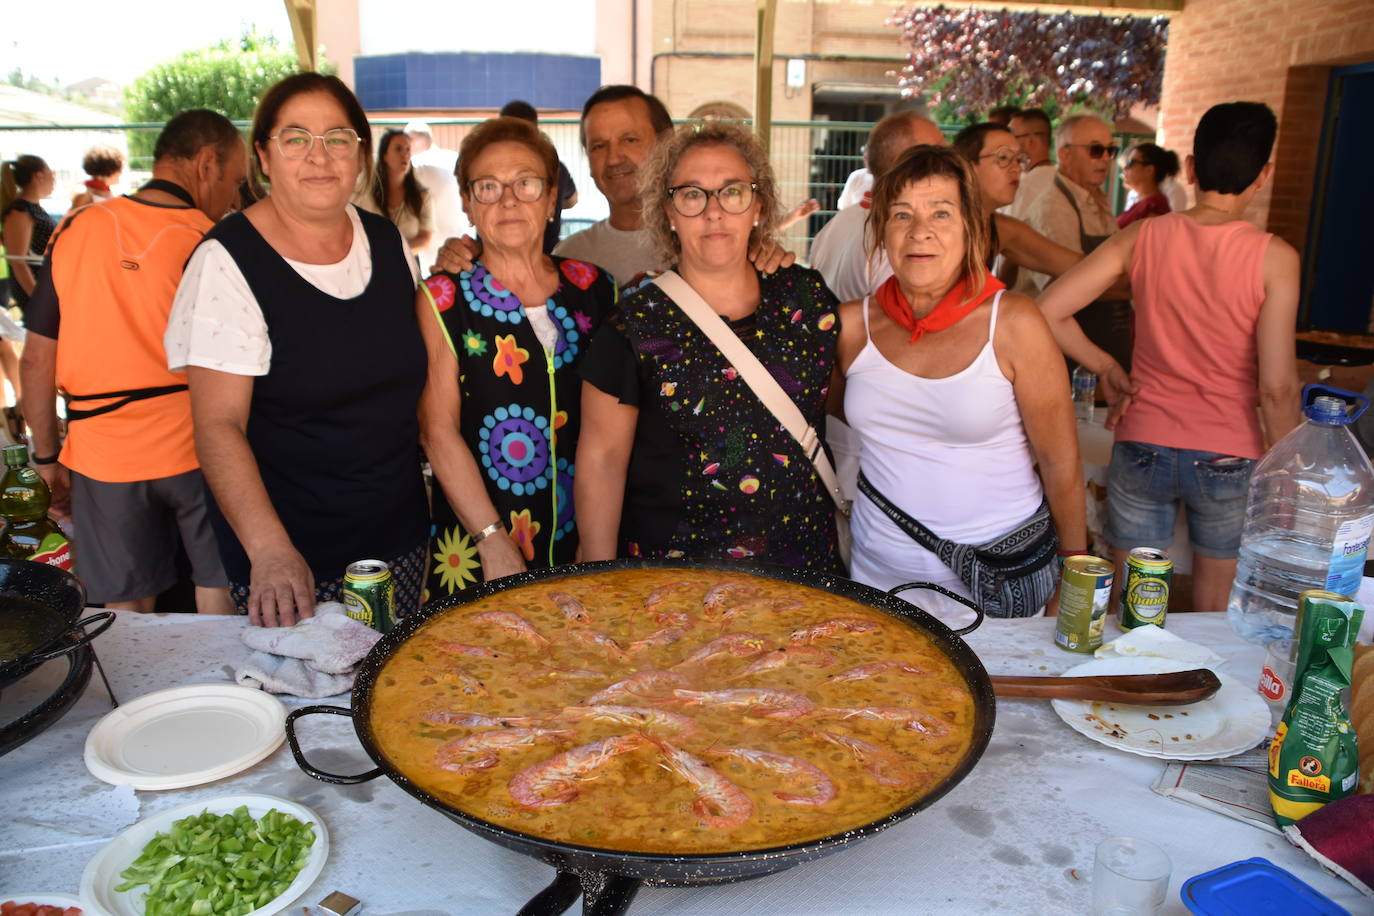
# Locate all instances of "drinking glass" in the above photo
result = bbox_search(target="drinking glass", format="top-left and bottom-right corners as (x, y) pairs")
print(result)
(1092, 836), (1171, 915)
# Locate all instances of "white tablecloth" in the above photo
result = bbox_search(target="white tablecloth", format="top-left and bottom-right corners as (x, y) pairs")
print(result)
(0, 612), (1364, 915)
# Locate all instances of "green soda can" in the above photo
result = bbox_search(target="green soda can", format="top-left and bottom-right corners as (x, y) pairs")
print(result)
(342, 559), (395, 632)
(1055, 555), (1113, 652)
(1120, 547), (1172, 629)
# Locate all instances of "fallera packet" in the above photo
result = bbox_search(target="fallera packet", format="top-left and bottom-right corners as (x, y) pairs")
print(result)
(1268, 589), (1365, 828)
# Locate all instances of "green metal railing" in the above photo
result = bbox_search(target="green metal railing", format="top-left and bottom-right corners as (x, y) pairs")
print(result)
(2, 118), (1147, 261)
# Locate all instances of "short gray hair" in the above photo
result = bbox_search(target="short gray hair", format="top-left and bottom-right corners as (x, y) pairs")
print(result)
(1056, 113), (1108, 151)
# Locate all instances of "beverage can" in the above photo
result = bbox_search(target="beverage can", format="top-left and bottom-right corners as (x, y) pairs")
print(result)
(1056, 555), (1113, 652)
(1121, 547), (1171, 629)
(343, 559), (395, 633)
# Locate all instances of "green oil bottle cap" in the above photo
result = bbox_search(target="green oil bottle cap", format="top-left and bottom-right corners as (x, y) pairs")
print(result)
(1, 444), (28, 467)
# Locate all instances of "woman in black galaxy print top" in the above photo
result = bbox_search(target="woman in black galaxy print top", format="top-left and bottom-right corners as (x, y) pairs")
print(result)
(576, 122), (842, 573)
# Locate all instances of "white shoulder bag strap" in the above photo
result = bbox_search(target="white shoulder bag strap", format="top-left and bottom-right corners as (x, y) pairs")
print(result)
(652, 270), (851, 516)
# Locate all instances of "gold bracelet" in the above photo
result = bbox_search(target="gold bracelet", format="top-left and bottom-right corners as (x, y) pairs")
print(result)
(470, 521), (504, 544)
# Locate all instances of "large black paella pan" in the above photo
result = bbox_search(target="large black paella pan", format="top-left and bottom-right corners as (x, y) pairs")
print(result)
(287, 559), (996, 915)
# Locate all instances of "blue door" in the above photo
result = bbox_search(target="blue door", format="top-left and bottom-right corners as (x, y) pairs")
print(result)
(1305, 63), (1374, 331)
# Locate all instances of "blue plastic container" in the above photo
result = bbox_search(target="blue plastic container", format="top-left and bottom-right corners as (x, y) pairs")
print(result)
(1180, 857), (1350, 915)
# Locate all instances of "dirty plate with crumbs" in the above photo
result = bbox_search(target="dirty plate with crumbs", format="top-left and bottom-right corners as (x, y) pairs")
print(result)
(1050, 657), (1269, 760)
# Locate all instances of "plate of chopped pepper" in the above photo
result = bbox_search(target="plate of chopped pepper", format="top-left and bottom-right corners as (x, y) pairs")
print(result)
(78, 794), (327, 916)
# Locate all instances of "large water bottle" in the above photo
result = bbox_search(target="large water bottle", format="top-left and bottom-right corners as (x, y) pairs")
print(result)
(1228, 385), (1374, 644)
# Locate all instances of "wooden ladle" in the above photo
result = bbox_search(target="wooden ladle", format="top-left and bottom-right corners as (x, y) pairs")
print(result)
(990, 668), (1222, 706)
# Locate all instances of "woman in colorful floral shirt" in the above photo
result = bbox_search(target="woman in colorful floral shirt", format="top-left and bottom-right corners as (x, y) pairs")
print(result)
(418, 117), (615, 599)
(576, 122), (842, 572)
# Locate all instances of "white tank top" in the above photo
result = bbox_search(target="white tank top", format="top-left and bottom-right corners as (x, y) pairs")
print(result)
(844, 291), (1044, 605)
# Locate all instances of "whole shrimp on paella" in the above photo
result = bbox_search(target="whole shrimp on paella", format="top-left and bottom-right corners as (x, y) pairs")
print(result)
(368, 569), (977, 853)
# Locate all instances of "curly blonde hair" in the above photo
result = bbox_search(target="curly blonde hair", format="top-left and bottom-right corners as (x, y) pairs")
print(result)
(637, 122), (781, 267)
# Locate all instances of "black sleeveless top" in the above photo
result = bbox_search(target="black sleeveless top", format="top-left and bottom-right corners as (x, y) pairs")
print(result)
(200, 207), (429, 583)
(3, 199), (55, 312)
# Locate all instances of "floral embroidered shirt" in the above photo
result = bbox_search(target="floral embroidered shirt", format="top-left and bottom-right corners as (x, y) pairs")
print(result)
(422, 258), (614, 598)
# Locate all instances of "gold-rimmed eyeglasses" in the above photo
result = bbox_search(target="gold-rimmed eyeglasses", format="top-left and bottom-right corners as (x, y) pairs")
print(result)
(270, 127), (361, 160)
(980, 147), (1031, 171)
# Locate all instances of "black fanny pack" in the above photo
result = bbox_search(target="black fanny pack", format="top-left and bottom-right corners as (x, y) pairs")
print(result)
(858, 471), (1059, 618)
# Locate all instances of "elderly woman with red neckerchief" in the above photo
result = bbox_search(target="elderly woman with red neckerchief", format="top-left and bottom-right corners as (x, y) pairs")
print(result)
(828, 146), (1086, 623)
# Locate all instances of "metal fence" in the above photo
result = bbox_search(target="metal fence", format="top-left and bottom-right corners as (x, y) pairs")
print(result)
(2, 118), (1145, 262)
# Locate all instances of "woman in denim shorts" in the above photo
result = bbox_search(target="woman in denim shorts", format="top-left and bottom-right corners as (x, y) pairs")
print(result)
(1037, 102), (1303, 610)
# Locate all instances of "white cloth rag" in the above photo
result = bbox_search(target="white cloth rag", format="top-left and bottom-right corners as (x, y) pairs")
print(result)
(235, 602), (382, 698)
(1094, 623), (1225, 667)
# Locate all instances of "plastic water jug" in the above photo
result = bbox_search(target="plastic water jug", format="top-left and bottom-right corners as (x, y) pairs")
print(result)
(1227, 385), (1374, 644)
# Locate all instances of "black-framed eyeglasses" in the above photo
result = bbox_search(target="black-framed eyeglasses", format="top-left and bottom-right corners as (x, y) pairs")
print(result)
(1124, 157), (1150, 169)
(1064, 142), (1121, 159)
(979, 147), (1031, 171)
(467, 176), (547, 204)
(270, 127), (361, 160)
(666, 181), (757, 216)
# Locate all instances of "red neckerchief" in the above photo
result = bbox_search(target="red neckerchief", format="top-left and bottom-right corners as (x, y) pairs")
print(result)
(84, 179), (110, 192)
(860, 191), (872, 209)
(875, 271), (1006, 344)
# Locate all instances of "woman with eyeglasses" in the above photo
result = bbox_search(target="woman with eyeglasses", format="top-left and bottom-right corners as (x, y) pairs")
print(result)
(416, 117), (615, 598)
(951, 123), (1090, 283)
(575, 122), (842, 571)
(358, 129), (434, 253)
(167, 73), (430, 627)
(1117, 142), (1180, 229)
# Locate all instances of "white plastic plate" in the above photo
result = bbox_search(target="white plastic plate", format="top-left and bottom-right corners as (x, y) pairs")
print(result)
(78, 794), (328, 916)
(84, 684), (286, 789)
(1051, 656), (1270, 760)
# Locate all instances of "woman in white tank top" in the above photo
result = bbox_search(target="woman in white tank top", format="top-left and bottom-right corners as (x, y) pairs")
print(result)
(828, 147), (1087, 624)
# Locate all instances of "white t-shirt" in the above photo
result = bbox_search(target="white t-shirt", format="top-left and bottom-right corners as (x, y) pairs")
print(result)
(553, 219), (660, 288)
(351, 188), (435, 245)
(836, 168), (872, 210)
(1001, 163), (1057, 221)
(808, 204), (890, 303)
(166, 205), (418, 376)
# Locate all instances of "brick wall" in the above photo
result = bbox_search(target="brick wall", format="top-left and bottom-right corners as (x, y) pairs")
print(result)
(1158, 0), (1374, 251)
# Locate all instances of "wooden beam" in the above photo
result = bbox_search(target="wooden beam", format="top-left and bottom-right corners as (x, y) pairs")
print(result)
(283, 0), (318, 72)
(755, 0), (778, 154)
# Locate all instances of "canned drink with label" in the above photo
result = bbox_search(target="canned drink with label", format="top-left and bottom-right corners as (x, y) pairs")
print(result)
(1121, 547), (1172, 629)
(342, 559), (395, 633)
(1055, 555), (1113, 652)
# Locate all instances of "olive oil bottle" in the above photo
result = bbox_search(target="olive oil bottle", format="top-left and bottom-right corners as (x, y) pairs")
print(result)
(0, 444), (72, 569)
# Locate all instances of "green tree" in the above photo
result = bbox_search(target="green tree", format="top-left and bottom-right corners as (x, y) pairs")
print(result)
(122, 28), (304, 165)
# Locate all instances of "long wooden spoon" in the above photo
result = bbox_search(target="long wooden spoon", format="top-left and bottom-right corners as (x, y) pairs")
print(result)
(990, 668), (1222, 706)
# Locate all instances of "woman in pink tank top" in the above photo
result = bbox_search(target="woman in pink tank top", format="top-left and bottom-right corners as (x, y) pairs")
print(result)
(1038, 102), (1302, 612)
(828, 146), (1087, 621)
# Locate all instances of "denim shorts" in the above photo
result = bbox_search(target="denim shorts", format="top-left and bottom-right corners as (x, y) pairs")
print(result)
(1105, 441), (1255, 559)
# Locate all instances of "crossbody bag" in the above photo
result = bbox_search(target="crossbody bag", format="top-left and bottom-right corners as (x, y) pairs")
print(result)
(652, 271), (852, 559)
(857, 471), (1058, 618)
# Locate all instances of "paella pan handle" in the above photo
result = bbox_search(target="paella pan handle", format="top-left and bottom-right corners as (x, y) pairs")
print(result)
(516, 870), (642, 916)
(28, 612), (116, 664)
(888, 582), (985, 636)
(284, 706), (384, 784)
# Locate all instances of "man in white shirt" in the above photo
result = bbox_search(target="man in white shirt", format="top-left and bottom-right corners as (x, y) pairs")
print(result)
(808, 112), (946, 303)
(439, 85), (794, 283)
(405, 120), (466, 273)
(1003, 109), (1056, 220)
(1021, 113), (1133, 369)
(551, 86), (674, 285)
